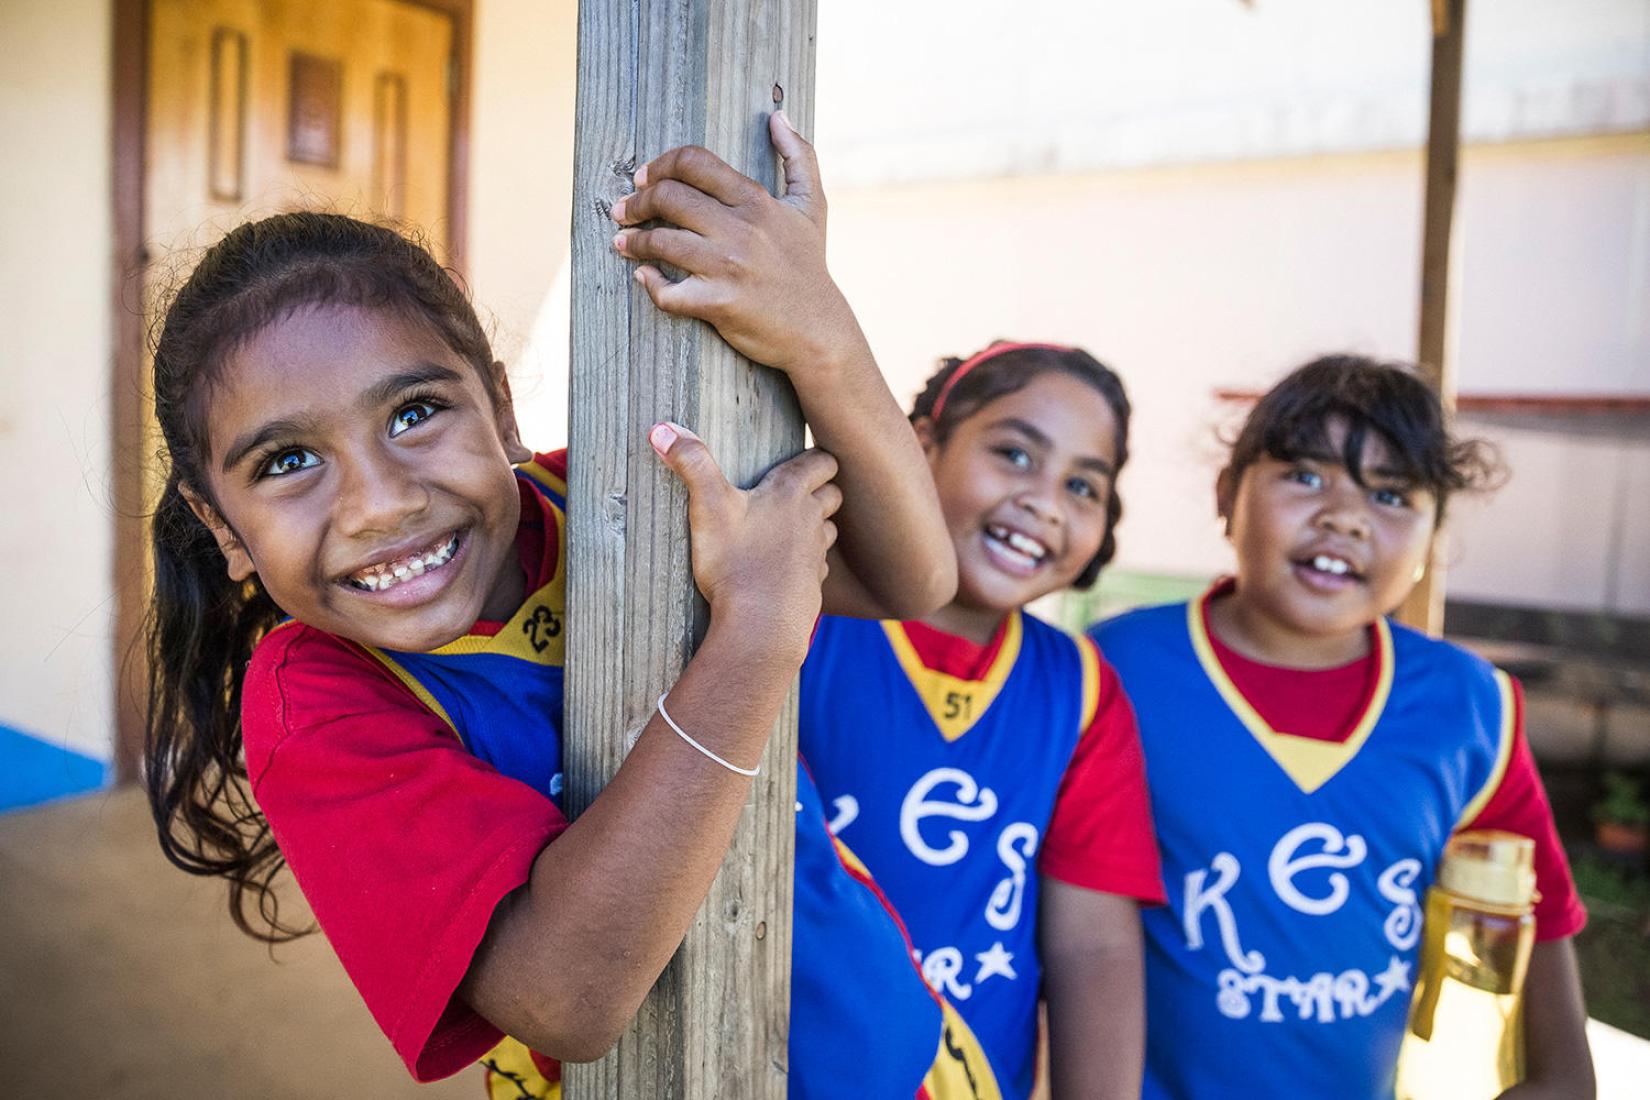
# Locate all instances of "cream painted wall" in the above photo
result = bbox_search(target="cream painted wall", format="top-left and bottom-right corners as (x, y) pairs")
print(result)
(0, 0), (116, 758)
(825, 135), (1650, 615)
(468, 0), (578, 453)
(816, 0), (1650, 185)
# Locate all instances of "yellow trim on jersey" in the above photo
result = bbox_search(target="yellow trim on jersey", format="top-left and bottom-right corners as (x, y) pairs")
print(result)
(832, 834), (875, 881)
(883, 613), (1024, 742)
(1186, 598), (1395, 794)
(1456, 668), (1517, 829)
(361, 462), (568, 729)
(1076, 633), (1102, 733)
(482, 1035), (560, 1099)
(921, 997), (1003, 1100)
(361, 646), (461, 737)
(516, 458), (568, 500)
(426, 484), (568, 665)
(424, 566), (566, 665)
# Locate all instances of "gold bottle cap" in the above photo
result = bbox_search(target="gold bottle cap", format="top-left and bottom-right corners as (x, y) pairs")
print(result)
(1437, 830), (1536, 909)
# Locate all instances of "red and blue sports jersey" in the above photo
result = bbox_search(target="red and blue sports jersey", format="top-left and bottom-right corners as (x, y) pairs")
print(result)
(799, 611), (1103, 1100)
(249, 451), (996, 1095)
(365, 456), (570, 808)
(1093, 598), (1518, 1100)
(794, 759), (1001, 1100)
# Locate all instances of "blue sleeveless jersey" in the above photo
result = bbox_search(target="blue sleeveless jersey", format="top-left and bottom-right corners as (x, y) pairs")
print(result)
(800, 612), (1100, 1100)
(1092, 600), (1515, 1100)
(792, 760), (997, 1099)
(367, 461), (999, 1100)
(365, 458), (571, 804)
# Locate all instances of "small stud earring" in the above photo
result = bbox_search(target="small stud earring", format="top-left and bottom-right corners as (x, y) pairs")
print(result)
(1412, 562), (1426, 583)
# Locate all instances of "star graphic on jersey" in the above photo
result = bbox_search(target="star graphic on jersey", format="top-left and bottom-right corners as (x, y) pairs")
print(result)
(1373, 956), (1412, 1000)
(974, 941), (1017, 984)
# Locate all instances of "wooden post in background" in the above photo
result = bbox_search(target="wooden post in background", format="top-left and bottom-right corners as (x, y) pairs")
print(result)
(563, 1), (815, 1097)
(1400, 0), (1465, 634)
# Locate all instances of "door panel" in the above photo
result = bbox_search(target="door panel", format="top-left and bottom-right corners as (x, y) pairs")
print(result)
(117, 0), (461, 769)
(146, 0), (454, 262)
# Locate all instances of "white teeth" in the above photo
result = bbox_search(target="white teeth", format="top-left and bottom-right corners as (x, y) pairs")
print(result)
(987, 525), (1048, 563)
(1312, 554), (1352, 576)
(1007, 532), (1046, 560)
(347, 534), (460, 592)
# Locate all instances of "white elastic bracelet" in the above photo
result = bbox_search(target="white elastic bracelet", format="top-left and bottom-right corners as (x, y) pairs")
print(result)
(656, 692), (761, 777)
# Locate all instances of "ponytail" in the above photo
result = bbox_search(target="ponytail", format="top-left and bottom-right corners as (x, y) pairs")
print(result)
(142, 212), (499, 939)
(144, 474), (295, 940)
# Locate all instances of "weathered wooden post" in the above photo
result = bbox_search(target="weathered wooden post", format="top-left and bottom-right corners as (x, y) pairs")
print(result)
(1400, 0), (1466, 634)
(562, 1), (816, 1096)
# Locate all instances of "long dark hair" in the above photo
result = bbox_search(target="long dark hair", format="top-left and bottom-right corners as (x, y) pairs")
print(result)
(911, 341), (1132, 589)
(144, 213), (498, 941)
(1225, 354), (1501, 520)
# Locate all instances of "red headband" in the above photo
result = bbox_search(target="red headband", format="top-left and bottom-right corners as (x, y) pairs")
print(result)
(928, 341), (1077, 423)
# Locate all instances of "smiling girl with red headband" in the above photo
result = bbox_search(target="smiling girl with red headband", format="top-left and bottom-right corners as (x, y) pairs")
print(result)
(799, 341), (1166, 1100)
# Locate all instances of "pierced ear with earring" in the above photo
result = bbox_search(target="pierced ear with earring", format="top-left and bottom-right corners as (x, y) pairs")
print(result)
(1412, 561), (1427, 584)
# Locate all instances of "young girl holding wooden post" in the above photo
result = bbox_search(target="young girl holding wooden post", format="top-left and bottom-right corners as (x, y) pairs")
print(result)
(145, 115), (1001, 1098)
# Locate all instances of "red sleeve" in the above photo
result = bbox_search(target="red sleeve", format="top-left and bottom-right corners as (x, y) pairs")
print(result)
(243, 625), (570, 1081)
(1037, 649), (1167, 904)
(1460, 676), (1586, 941)
(538, 448), (568, 480)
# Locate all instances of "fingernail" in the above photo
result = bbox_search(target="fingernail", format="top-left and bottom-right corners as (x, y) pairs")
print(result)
(612, 232), (626, 252)
(632, 267), (646, 284)
(635, 164), (650, 187)
(775, 109), (795, 132)
(609, 198), (626, 222)
(649, 422), (678, 456)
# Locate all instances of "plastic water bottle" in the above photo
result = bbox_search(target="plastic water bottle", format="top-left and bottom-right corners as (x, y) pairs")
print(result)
(1395, 830), (1537, 1099)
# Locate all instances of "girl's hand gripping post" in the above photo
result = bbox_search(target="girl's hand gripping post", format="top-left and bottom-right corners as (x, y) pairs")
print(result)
(650, 420), (841, 667)
(614, 115), (956, 621)
(459, 425), (840, 1060)
(611, 112), (855, 380)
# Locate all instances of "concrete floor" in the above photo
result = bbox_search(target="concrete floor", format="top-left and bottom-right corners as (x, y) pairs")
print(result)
(5, 787), (1648, 1098)
(0, 787), (476, 1099)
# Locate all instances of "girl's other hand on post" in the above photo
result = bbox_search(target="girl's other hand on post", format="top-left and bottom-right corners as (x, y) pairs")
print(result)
(649, 421), (840, 666)
(612, 112), (865, 382)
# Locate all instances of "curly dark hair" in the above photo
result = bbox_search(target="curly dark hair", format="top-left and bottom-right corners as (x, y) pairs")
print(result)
(1225, 354), (1502, 520)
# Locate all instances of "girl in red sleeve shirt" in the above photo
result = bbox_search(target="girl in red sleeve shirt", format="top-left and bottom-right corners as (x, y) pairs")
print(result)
(1094, 355), (1593, 1100)
(141, 116), (1002, 1099)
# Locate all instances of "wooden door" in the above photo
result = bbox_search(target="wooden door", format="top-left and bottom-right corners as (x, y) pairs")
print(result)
(111, 0), (469, 775)
(145, 0), (456, 262)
